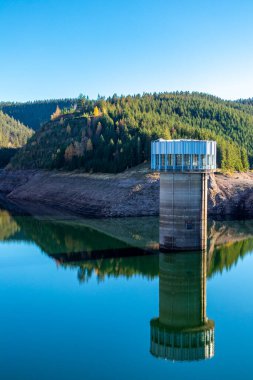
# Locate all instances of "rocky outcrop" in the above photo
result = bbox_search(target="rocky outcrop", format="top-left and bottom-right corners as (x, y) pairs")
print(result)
(0, 167), (253, 218)
(208, 172), (253, 217)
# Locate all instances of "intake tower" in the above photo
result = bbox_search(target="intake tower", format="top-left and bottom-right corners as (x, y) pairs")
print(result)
(151, 139), (217, 251)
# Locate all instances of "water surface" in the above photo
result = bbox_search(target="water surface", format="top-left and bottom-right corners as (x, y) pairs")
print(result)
(0, 209), (253, 379)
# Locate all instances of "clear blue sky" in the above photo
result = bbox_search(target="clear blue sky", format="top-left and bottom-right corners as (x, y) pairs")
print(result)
(1, 0), (253, 102)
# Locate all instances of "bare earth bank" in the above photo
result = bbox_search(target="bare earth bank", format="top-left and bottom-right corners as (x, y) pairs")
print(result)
(0, 165), (252, 218)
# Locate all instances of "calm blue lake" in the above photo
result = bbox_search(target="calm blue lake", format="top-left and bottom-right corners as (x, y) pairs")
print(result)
(0, 209), (253, 380)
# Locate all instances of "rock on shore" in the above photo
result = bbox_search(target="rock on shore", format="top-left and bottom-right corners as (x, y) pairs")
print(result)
(0, 165), (252, 218)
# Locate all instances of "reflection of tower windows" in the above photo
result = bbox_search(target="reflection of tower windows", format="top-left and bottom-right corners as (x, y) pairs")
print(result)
(150, 252), (215, 362)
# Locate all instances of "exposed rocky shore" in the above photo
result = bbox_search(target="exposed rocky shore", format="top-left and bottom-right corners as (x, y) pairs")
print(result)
(0, 165), (252, 218)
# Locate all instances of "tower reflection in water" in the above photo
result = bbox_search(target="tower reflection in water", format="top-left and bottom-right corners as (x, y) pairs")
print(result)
(150, 252), (214, 361)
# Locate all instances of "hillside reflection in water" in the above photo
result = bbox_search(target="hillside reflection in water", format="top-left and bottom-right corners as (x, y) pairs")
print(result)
(0, 208), (253, 379)
(1, 209), (252, 282)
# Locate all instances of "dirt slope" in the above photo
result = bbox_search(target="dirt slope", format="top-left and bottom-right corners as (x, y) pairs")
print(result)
(0, 166), (252, 218)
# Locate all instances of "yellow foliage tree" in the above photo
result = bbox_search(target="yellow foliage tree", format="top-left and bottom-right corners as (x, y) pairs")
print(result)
(93, 106), (100, 117)
(51, 105), (61, 120)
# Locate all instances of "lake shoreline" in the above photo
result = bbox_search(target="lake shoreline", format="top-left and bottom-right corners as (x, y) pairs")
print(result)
(0, 165), (253, 219)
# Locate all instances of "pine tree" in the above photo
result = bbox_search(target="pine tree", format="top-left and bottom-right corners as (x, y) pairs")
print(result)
(241, 148), (249, 171)
(66, 124), (71, 134)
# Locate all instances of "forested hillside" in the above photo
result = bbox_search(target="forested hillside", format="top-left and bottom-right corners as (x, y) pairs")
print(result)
(237, 98), (253, 106)
(0, 111), (33, 148)
(10, 92), (253, 172)
(0, 99), (74, 131)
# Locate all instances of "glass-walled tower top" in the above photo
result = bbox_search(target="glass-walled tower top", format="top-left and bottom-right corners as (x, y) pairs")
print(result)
(151, 139), (217, 172)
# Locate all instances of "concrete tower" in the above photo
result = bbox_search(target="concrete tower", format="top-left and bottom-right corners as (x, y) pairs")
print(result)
(151, 139), (217, 251)
(150, 252), (215, 362)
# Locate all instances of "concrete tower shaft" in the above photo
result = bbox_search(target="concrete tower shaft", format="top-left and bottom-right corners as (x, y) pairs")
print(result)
(160, 172), (207, 251)
(151, 139), (216, 252)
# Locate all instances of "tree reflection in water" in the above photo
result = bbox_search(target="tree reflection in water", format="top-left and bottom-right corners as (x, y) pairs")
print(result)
(0, 209), (253, 283)
(2, 208), (253, 363)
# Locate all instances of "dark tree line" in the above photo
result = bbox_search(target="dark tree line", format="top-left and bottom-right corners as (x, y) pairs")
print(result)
(0, 99), (74, 131)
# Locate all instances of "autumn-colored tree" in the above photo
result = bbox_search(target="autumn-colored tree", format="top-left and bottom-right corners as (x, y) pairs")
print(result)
(93, 106), (100, 117)
(161, 128), (171, 140)
(51, 105), (61, 120)
(64, 143), (75, 162)
(64, 141), (84, 162)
